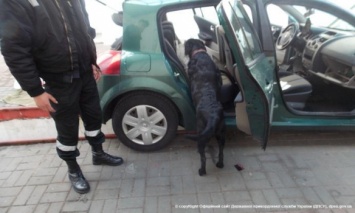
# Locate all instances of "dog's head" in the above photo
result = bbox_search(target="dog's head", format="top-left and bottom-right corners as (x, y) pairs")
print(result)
(184, 38), (206, 59)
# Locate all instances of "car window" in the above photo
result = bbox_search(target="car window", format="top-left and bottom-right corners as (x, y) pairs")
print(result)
(197, 6), (219, 24)
(225, 1), (262, 63)
(166, 9), (199, 41)
(166, 6), (220, 41)
(267, 4), (290, 28)
(242, 4), (253, 23)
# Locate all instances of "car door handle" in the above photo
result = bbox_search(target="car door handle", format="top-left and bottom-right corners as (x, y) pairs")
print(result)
(174, 72), (180, 77)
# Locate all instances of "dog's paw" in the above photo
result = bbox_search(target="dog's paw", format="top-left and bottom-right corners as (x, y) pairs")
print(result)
(216, 162), (224, 168)
(198, 168), (206, 176)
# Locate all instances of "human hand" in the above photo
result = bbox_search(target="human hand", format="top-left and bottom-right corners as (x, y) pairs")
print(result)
(33, 92), (58, 112)
(92, 65), (102, 81)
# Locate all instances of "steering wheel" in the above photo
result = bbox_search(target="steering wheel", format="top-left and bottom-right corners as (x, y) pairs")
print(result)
(276, 23), (299, 50)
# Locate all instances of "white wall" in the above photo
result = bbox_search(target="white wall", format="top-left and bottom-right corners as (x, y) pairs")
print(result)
(85, 0), (123, 45)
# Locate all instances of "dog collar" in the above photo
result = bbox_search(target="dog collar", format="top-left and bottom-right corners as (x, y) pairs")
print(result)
(191, 49), (206, 58)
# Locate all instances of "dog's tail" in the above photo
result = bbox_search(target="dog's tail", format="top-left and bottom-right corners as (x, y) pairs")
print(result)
(185, 115), (222, 141)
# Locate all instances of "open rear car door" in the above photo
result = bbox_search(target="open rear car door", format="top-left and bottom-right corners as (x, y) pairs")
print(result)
(218, 0), (276, 149)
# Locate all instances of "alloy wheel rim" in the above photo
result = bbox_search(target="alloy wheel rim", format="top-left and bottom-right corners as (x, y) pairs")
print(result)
(122, 105), (168, 145)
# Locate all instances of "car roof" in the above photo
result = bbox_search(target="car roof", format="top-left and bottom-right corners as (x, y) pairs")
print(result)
(124, 0), (221, 7)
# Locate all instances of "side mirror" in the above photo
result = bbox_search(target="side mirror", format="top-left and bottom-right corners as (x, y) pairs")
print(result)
(112, 11), (123, 26)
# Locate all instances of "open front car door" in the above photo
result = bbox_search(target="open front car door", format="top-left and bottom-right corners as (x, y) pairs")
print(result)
(218, 0), (275, 149)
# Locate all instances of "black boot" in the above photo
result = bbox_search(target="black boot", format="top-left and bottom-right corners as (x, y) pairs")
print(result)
(91, 144), (124, 166)
(66, 160), (90, 194)
(92, 151), (124, 166)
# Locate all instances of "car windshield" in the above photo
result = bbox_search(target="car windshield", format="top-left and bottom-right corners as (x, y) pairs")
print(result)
(293, 2), (355, 31)
(265, 1), (355, 32)
(328, 5), (355, 30)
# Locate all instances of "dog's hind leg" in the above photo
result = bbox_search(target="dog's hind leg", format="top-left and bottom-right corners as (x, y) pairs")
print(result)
(197, 141), (207, 176)
(215, 138), (225, 168)
(215, 124), (226, 169)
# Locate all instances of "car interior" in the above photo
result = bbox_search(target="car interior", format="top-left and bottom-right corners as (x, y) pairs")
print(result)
(265, 3), (355, 115)
(160, 3), (355, 117)
(160, 5), (310, 115)
(160, 8), (239, 115)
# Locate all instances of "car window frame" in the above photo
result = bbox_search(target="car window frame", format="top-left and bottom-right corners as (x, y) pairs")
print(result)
(223, 0), (263, 64)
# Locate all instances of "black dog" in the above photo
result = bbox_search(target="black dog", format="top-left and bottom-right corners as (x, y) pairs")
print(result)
(184, 38), (226, 176)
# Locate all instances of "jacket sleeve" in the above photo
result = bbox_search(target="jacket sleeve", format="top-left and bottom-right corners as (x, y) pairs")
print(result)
(0, 0), (44, 97)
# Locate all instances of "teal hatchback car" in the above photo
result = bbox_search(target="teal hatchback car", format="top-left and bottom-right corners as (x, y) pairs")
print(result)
(97, 0), (355, 151)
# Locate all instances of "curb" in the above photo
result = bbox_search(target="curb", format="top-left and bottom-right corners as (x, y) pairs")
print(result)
(0, 107), (50, 121)
(0, 134), (118, 146)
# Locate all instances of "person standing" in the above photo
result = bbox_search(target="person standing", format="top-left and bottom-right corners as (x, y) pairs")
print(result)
(0, 0), (124, 194)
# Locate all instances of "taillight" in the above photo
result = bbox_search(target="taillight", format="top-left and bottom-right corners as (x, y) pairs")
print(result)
(97, 50), (121, 75)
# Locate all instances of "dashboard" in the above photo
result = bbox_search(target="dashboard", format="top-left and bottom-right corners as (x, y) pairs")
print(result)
(302, 31), (355, 89)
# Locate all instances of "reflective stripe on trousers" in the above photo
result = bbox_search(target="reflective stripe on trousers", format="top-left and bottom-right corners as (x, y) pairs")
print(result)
(56, 140), (76, 152)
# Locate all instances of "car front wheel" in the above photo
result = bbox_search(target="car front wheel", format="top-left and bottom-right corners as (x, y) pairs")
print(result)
(112, 92), (179, 151)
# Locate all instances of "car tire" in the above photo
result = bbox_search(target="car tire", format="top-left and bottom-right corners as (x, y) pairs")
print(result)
(112, 92), (179, 152)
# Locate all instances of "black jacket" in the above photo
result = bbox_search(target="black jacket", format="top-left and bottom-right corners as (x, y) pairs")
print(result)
(0, 0), (97, 97)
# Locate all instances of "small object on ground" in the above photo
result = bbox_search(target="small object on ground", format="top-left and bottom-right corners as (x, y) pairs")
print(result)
(234, 163), (244, 171)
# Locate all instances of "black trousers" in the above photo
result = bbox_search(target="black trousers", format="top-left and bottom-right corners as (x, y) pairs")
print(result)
(45, 71), (104, 161)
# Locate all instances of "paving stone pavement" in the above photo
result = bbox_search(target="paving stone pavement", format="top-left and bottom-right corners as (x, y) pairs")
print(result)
(0, 54), (16, 108)
(1, 129), (355, 213)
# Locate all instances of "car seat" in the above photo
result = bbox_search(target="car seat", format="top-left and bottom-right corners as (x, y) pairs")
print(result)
(162, 21), (177, 52)
(215, 26), (239, 108)
(161, 22), (188, 81)
(279, 74), (312, 110)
